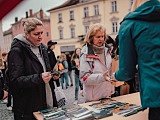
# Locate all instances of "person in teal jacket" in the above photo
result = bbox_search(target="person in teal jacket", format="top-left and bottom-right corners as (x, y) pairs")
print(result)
(114, 0), (160, 120)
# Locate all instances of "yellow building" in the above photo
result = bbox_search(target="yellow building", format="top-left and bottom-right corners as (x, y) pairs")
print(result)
(47, 0), (134, 56)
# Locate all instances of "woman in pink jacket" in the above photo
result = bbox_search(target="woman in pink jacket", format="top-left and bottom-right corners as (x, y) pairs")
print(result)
(80, 23), (115, 102)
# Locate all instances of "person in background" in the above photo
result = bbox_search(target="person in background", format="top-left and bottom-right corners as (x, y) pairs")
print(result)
(0, 70), (8, 100)
(0, 52), (9, 104)
(71, 48), (83, 104)
(1, 52), (8, 91)
(1, 52), (13, 110)
(65, 52), (73, 86)
(59, 53), (69, 89)
(106, 35), (116, 59)
(79, 23), (115, 102)
(47, 40), (60, 87)
(8, 17), (59, 120)
(57, 55), (60, 61)
(114, 0), (160, 120)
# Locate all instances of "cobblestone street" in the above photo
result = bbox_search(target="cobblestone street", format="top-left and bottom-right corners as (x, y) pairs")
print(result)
(0, 84), (85, 120)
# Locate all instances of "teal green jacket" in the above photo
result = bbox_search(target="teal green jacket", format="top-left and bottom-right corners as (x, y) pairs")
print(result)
(115, 0), (160, 109)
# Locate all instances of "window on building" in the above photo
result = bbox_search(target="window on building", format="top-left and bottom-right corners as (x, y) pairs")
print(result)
(58, 13), (62, 23)
(19, 24), (21, 30)
(70, 27), (75, 38)
(46, 32), (49, 37)
(84, 26), (89, 34)
(70, 10), (74, 20)
(15, 26), (17, 30)
(59, 29), (63, 39)
(45, 23), (49, 27)
(112, 22), (118, 33)
(130, 0), (134, 8)
(94, 5), (99, 15)
(111, 1), (117, 12)
(84, 7), (89, 17)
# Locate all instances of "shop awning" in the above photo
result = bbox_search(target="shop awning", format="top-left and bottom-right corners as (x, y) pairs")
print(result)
(0, 0), (22, 20)
(60, 45), (75, 52)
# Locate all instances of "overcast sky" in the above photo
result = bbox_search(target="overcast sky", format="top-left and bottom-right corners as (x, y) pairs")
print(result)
(2, 0), (66, 31)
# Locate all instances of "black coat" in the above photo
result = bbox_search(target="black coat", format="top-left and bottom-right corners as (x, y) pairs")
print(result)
(47, 48), (57, 70)
(47, 48), (60, 87)
(0, 71), (4, 100)
(8, 39), (57, 120)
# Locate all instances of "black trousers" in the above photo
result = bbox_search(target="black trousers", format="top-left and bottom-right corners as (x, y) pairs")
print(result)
(14, 112), (36, 120)
(7, 93), (12, 107)
(149, 107), (160, 120)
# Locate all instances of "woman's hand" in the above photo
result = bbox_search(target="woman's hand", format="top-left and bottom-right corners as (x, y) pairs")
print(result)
(110, 79), (118, 86)
(103, 71), (110, 81)
(52, 74), (60, 80)
(42, 72), (52, 83)
(110, 72), (118, 85)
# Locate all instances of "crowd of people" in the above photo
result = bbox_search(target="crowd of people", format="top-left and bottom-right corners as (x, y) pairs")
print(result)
(0, 0), (160, 120)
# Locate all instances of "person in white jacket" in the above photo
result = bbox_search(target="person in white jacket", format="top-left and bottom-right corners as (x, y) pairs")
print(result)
(79, 23), (115, 102)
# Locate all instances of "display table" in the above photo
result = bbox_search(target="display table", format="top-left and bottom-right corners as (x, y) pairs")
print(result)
(33, 92), (148, 120)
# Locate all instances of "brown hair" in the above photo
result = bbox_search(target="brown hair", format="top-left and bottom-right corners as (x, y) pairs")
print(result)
(21, 17), (43, 33)
(71, 48), (81, 61)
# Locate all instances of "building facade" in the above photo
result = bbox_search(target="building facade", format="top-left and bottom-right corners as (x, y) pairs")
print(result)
(47, 0), (133, 56)
(0, 21), (3, 67)
(2, 9), (51, 53)
(11, 9), (51, 45)
(2, 28), (12, 53)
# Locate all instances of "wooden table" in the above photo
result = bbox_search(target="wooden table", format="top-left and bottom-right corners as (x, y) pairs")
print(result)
(33, 92), (148, 120)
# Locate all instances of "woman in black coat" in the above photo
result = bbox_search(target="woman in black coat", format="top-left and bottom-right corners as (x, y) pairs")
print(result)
(8, 18), (59, 120)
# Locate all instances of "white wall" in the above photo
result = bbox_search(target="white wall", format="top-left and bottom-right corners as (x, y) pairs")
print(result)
(0, 21), (3, 55)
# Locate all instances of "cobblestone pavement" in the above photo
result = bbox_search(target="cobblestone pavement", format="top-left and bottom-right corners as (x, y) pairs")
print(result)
(0, 84), (85, 120)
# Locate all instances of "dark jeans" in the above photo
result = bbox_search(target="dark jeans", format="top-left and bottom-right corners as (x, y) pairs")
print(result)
(75, 74), (79, 100)
(60, 72), (69, 89)
(149, 107), (160, 120)
(7, 93), (12, 107)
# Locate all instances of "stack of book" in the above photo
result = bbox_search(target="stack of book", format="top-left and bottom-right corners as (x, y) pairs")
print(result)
(40, 104), (113, 120)
(89, 98), (142, 117)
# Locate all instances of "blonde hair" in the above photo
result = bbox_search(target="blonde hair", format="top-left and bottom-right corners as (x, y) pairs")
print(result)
(60, 53), (66, 61)
(21, 17), (43, 33)
(131, 0), (149, 11)
(84, 23), (108, 45)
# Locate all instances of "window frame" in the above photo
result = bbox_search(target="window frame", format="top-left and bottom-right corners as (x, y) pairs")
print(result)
(112, 21), (118, 33)
(58, 13), (62, 23)
(59, 29), (63, 39)
(84, 7), (89, 17)
(70, 27), (75, 38)
(70, 10), (74, 20)
(84, 25), (89, 34)
(94, 5), (99, 16)
(111, 1), (117, 13)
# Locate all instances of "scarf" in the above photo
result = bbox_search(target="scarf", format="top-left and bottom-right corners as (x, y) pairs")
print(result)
(92, 44), (106, 65)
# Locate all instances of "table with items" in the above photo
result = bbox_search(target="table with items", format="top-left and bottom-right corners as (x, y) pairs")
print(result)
(33, 92), (148, 120)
